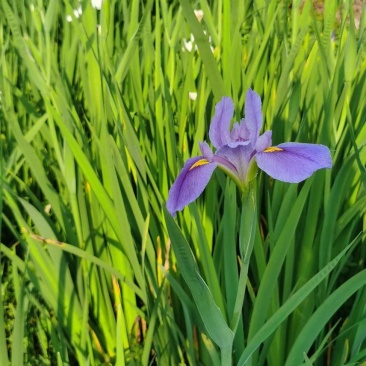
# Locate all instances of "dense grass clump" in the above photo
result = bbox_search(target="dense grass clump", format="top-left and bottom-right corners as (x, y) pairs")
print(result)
(1, 0), (365, 365)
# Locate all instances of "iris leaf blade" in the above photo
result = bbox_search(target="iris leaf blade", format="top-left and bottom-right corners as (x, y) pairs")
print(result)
(164, 208), (234, 350)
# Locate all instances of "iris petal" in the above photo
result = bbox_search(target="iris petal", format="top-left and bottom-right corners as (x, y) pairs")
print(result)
(167, 156), (217, 216)
(199, 141), (214, 160)
(255, 130), (272, 152)
(209, 97), (234, 149)
(256, 142), (332, 183)
(245, 89), (263, 146)
(216, 144), (253, 182)
(228, 140), (251, 149)
(230, 120), (250, 142)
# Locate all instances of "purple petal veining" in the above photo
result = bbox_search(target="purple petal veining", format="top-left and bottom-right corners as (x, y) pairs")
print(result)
(256, 143), (332, 183)
(209, 97), (234, 149)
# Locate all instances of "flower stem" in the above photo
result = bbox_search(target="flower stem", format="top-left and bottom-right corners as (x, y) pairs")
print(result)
(221, 346), (233, 366)
(230, 182), (257, 333)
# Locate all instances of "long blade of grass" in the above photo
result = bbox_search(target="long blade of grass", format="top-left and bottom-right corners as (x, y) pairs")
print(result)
(179, 0), (225, 99)
(164, 208), (234, 350)
(237, 239), (356, 365)
(285, 268), (366, 365)
(248, 179), (312, 341)
(49, 107), (146, 299)
(115, 0), (154, 83)
(11, 278), (28, 366)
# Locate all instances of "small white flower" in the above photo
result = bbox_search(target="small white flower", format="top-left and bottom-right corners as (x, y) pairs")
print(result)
(66, 15), (73, 22)
(189, 92), (197, 101)
(183, 34), (195, 52)
(194, 10), (204, 22)
(183, 39), (193, 52)
(182, 31), (214, 53)
(73, 5), (82, 18)
(91, 0), (103, 10)
(44, 204), (52, 215)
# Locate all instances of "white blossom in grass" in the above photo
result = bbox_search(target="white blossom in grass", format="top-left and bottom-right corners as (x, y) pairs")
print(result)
(66, 2), (82, 22)
(183, 34), (195, 52)
(91, 0), (103, 10)
(44, 204), (52, 215)
(189, 92), (198, 101)
(194, 9), (204, 22)
(182, 31), (214, 53)
(73, 4), (82, 18)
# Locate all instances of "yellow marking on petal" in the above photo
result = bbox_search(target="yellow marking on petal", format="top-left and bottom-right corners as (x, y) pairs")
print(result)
(264, 147), (283, 153)
(189, 159), (210, 170)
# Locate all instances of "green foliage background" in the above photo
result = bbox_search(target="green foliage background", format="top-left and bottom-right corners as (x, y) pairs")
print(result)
(0, 0), (365, 365)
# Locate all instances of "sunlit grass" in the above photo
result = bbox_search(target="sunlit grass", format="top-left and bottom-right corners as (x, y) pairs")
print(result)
(1, 0), (365, 365)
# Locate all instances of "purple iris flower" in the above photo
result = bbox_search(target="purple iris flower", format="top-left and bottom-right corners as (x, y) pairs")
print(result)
(167, 89), (332, 216)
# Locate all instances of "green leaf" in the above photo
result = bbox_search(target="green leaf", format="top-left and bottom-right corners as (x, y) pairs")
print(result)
(237, 240), (355, 365)
(286, 265), (366, 365)
(164, 209), (234, 350)
(179, 0), (225, 99)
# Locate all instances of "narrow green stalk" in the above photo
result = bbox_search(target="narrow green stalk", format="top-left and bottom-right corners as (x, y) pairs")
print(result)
(221, 345), (233, 366)
(230, 181), (257, 334)
(0, 118), (9, 366)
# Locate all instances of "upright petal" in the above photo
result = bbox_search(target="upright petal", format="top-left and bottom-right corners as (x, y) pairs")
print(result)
(199, 141), (214, 160)
(230, 119), (250, 142)
(256, 142), (332, 183)
(255, 130), (272, 152)
(230, 122), (241, 141)
(244, 89), (263, 146)
(209, 97), (234, 149)
(167, 156), (217, 216)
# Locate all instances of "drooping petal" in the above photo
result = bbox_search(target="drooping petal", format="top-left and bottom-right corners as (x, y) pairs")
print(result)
(256, 142), (332, 183)
(209, 97), (234, 149)
(167, 156), (217, 216)
(244, 89), (263, 146)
